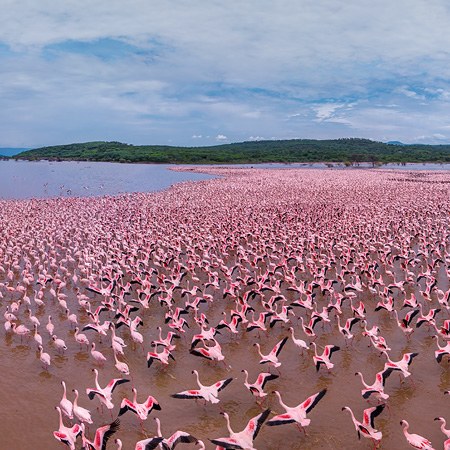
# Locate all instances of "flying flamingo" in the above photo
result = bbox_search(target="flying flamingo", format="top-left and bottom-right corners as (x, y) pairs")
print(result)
(80, 418), (120, 450)
(135, 417), (197, 450)
(254, 337), (288, 369)
(171, 370), (233, 404)
(210, 409), (270, 450)
(342, 404), (385, 447)
(86, 368), (130, 411)
(241, 370), (279, 402)
(119, 387), (161, 421)
(267, 389), (327, 431)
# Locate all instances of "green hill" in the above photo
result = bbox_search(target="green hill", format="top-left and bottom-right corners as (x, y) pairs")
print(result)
(14, 138), (450, 164)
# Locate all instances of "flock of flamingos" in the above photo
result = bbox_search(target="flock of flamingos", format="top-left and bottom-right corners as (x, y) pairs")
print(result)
(0, 167), (449, 449)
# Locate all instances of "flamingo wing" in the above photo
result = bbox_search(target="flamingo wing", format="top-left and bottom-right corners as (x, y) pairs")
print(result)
(171, 389), (203, 399)
(106, 377), (130, 393)
(86, 388), (106, 401)
(325, 345), (340, 357)
(267, 413), (296, 426)
(404, 352), (419, 365)
(189, 348), (212, 360)
(215, 377), (233, 392)
(405, 308), (420, 324)
(362, 404), (385, 428)
(258, 372), (279, 388)
(271, 337), (288, 357)
(209, 437), (244, 449)
(301, 388), (327, 414)
(380, 368), (394, 384)
(93, 418), (120, 450)
(144, 396), (161, 411)
(165, 431), (197, 448)
(348, 317), (361, 330)
(136, 437), (164, 450)
(118, 398), (137, 416)
(244, 409), (271, 439)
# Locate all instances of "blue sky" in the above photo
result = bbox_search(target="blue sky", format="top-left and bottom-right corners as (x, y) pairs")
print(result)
(2, 0), (450, 147)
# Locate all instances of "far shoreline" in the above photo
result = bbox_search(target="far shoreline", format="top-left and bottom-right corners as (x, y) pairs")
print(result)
(6, 157), (450, 170)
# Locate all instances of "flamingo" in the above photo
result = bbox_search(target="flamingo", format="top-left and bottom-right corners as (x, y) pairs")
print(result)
(38, 344), (51, 369)
(355, 370), (392, 401)
(210, 409), (270, 450)
(53, 406), (82, 450)
(336, 316), (361, 340)
(311, 342), (340, 371)
(267, 389), (327, 431)
(81, 418), (120, 450)
(72, 389), (93, 425)
(74, 327), (90, 349)
(119, 387), (161, 421)
(382, 351), (418, 378)
(152, 326), (180, 351)
(52, 334), (68, 352)
(254, 337), (288, 369)
(46, 315), (55, 336)
(433, 336), (450, 363)
(288, 327), (309, 352)
(86, 368), (130, 410)
(171, 370), (233, 404)
(434, 417), (450, 438)
(147, 344), (175, 367)
(342, 404), (385, 446)
(90, 343), (107, 364)
(400, 419), (435, 449)
(136, 417), (197, 450)
(241, 370), (279, 401)
(33, 324), (43, 346)
(60, 381), (74, 420)
(190, 340), (225, 362)
(113, 351), (130, 376)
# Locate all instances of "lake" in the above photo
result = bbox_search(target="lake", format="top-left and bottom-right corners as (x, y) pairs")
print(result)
(0, 160), (215, 199)
(0, 160), (448, 199)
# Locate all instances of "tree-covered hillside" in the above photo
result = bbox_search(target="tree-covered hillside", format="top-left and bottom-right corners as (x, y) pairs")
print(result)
(14, 138), (450, 164)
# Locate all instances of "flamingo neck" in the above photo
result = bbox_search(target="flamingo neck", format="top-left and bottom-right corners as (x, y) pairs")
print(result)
(224, 414), (234, 435)
(275, 391), (287, 409)
(155, 418), (163, 437)
(194, 371), (202, 388)
(57, 407), (63, 429)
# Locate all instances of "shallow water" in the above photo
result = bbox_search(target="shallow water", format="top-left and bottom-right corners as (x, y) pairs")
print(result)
(0, 160), (448, 200)
(0, 160), (214, 199)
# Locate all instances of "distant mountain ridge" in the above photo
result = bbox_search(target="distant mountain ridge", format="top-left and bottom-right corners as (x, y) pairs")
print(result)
(14, 138), (450, 164)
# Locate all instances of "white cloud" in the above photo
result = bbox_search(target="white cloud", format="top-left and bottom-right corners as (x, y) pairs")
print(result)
(2, 1), (450, 145)
(313, 103), (346, 122)
(215, 134), (228, 141)
(248, 136), (265, 141)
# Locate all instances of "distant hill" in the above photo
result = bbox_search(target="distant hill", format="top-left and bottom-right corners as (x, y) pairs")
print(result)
(14, 138), (450, 164)
(0, 147), (30, 157)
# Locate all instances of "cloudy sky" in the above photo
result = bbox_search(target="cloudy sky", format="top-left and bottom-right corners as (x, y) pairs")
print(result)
(2, 0), (450, 147)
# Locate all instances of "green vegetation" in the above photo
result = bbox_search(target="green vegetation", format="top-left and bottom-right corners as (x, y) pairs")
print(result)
(14, 138), (450, 164)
